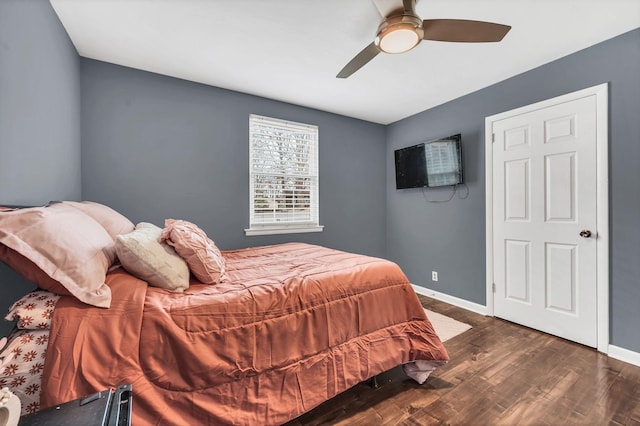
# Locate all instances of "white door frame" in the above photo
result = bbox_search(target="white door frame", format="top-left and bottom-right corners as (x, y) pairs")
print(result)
(485, 83), (609, 353)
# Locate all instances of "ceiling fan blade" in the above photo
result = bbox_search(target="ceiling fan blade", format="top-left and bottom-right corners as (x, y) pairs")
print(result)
(336, 42), (381, 79)
(423, 19), (511, 42)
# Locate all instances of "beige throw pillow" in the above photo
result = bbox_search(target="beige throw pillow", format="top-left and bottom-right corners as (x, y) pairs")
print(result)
(115, 223), (189, 292)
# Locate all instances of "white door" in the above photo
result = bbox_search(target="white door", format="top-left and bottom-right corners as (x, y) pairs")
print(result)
(489, 89), (605, 348)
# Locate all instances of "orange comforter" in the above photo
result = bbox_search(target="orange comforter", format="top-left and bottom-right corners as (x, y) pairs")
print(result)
(41, 243), (448, 425)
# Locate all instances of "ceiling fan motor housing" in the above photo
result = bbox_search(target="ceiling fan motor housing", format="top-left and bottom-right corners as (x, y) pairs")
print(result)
(375, 14), (424, 53)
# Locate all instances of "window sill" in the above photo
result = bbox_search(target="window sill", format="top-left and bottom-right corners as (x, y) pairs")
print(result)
(244, 225), (324, 236)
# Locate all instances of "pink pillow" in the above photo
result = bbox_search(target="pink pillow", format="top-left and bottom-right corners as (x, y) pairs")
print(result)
(0, 244), (71, 295)
(0, 204), (114, 307)
(62, 201), (134, 239)
(160, 219), (226, 284)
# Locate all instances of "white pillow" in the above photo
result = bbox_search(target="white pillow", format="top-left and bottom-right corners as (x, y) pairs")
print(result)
(115, 222), (189, 292)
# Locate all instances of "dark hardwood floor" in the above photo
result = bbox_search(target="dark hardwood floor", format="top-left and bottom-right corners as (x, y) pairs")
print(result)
(286, 295), (640, 425)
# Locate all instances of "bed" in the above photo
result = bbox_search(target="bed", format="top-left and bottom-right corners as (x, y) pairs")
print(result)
(0, 202), (448, 425)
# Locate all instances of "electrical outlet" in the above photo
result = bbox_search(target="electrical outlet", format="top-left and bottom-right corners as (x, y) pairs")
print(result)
(431, 271), (438, 282)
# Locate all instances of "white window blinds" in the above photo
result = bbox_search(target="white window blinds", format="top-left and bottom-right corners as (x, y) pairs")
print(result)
(246, 114), (322, 236)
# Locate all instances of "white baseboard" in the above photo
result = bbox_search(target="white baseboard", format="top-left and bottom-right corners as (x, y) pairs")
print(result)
(608, 344), (640, 368)
(411, 286), (640, 368)
(411, 284), (488, 316)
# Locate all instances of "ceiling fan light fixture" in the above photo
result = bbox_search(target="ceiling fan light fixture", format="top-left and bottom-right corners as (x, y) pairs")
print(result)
(337, 4), (511, 79)
(375, 15), (423, 54)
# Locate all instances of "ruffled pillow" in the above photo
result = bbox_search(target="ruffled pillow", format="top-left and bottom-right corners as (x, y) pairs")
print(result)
(160, 219), (226, 284)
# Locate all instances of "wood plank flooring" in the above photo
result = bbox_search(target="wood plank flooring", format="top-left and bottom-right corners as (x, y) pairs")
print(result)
(285, 295), (640, 425)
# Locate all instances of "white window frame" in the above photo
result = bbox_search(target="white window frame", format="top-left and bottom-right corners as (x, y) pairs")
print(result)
(245, 114), (323, 236)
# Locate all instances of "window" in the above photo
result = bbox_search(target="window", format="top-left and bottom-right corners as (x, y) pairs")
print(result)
(245, 114), (322, 236)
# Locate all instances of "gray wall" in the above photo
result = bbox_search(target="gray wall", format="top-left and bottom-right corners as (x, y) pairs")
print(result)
(1, 0), (638, 356)
(0, 0), (82, 337)
(0, 0), (81, 204)
(386, 28), (640, 352)
(80, 59), (387, 257)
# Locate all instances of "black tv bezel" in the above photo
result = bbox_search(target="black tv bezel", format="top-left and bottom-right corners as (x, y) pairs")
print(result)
(394, 134), (463, 190)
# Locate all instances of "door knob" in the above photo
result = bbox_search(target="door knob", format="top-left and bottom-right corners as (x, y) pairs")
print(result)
(579, 230), (592, 238)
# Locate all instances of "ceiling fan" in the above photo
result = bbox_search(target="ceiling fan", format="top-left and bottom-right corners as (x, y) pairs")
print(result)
(337, 0), (511, 78)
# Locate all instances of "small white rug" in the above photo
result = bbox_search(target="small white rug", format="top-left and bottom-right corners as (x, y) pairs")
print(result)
(424, 309), (472, 342)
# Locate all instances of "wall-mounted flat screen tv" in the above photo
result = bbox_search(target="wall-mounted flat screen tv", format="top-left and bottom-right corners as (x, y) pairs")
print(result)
(394, 134), (463, 189)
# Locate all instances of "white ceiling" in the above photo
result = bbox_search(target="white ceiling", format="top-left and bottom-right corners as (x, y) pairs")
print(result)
(49, 0), (640, 125)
